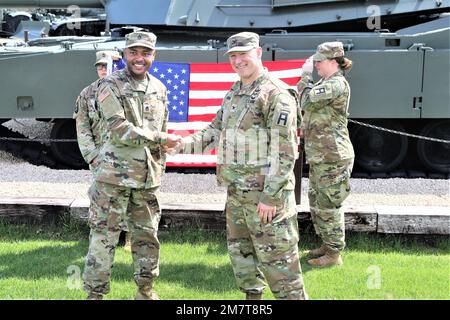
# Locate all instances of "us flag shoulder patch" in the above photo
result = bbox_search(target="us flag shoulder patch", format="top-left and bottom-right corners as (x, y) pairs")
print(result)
(98, 88), (111, 103)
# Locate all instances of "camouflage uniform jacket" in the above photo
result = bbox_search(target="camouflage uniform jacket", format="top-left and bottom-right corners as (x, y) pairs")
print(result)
(184, 70), (300, 206)
(94, 68), (169, 189)
(298, 70), (354, 164)
(73, 78), (106, 164)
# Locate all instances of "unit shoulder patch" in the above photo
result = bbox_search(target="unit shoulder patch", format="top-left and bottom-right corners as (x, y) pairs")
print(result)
(276, 111), (290, 127)
(309, 83), (333, 102)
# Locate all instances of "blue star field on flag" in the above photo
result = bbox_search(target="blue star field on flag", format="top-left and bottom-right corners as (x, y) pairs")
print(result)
(112, 59), (190, 122)
(149, 62), (190, 122)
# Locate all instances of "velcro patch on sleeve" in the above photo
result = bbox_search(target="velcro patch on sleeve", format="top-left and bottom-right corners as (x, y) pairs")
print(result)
(98, 88), (111, 103)
(276, 111), (290, 127)
(314, 87), (326, 95)
(309, 83), (333, 102)
(97, 86), (125, 120)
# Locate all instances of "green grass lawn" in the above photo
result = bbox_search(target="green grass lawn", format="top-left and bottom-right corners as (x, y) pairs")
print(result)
(0, 219), (448, 300)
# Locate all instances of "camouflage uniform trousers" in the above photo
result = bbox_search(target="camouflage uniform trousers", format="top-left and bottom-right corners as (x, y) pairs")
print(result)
(308, 158), (354, 253)
(83, 181), (161, 295)
(90, 163), (129, 233)
(226, 186), (306, 300)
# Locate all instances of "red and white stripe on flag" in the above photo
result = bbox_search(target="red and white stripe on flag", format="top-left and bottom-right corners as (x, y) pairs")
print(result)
(166, 59), (305, 167)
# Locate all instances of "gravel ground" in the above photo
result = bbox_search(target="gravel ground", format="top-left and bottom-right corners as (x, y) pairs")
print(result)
(1, 120), (449, 206)
(2, 119), (53, 145)
(0, 153), (448, 206)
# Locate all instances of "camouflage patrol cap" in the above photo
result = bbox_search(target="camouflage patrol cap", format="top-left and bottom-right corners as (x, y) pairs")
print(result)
(125, 31), (157, 50)
(94, 50), (121, 66)
(312, 41), (345, 61)
(226, 32), (260, 54)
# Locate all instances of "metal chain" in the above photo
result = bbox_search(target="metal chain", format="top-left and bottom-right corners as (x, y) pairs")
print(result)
(0, 137), (77, 142)
(349, 119), (450, 144)
(0, 120), (449, 144)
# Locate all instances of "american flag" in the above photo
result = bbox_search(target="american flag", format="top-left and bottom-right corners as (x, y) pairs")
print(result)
(113, 59), (306, 167)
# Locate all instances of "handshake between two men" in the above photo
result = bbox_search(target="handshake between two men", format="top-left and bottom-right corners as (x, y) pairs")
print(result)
(163, 134), (184, 155)
(160, 133), (279, 225)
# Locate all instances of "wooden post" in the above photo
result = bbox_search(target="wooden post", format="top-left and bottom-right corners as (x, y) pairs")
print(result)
(294, 147), (304, 205)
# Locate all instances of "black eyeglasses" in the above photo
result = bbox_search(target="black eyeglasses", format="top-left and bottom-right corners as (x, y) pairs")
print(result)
(96, 64), (107, 70)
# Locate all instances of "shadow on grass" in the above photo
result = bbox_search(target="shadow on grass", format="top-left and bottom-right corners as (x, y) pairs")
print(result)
(0, 217), (91, 242)
(0, 241), (88, 280)
(299, 227), (449, 253)
(158, 262), (236, 292)
(0, 238), (232, 294)
(0, 219), (448, 283)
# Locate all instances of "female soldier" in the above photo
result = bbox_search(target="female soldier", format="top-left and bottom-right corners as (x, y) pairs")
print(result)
(297, 42), (354, 268)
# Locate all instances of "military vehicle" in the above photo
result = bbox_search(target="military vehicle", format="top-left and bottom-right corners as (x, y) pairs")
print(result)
(0, 3), (105, 39)
(0, 9), (32, 37)
(0, 0), (449, 175)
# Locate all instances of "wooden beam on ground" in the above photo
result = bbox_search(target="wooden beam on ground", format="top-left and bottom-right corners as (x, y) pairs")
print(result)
(343, 205), (378, 232)
(0, 197), (72, 223)
(70, 198), (89, 221)
(0, 198), (449, 235)
(160, 203), (226, 229)
(297, 204), (377, 232)
(376, 205), (450, 234)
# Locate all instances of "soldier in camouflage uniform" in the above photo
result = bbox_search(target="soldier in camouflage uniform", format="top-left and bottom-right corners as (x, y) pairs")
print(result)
(82, 31), (181, 300)
(74, 50), (121, 168)
(73, 50), (132, 251)
(168, 32), (307, 300)
(297, 42), (355, 268)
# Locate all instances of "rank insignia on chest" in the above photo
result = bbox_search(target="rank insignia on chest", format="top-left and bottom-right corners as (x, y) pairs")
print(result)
(231, 104), (237, 112)
(277, 111), (290, 126)
(250, 89), (260, 100)
(315, 87), (326, 95)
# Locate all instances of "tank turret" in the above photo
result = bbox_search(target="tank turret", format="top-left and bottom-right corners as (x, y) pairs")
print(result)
(2, 0), (449, 35)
